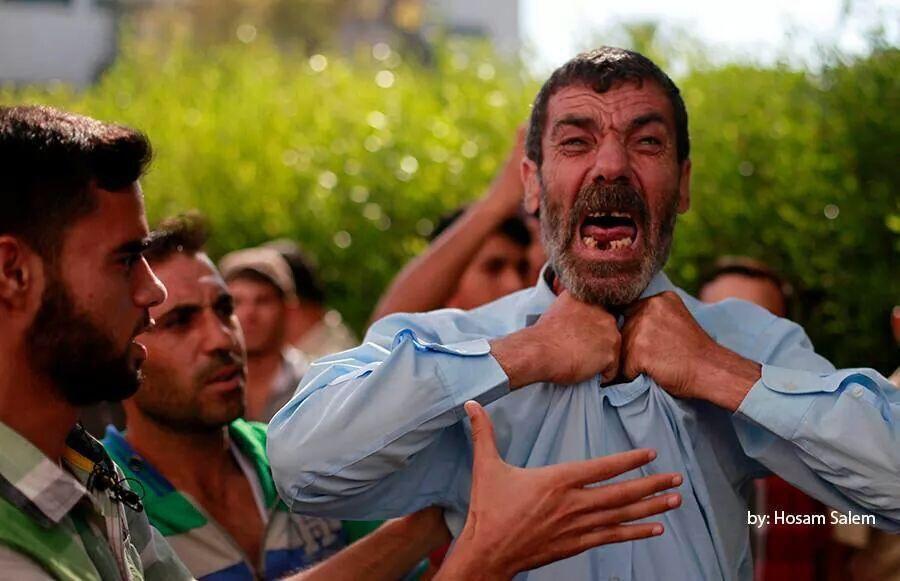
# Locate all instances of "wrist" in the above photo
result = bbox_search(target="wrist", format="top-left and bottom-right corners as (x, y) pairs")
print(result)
(439, 523), (512, 580)
(694, 347), (761, 411)
(490, 329), (545, 390)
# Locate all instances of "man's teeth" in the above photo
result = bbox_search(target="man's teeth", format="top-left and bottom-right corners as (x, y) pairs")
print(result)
(588, 211), (630, 218)
(581, 236), (631, 250)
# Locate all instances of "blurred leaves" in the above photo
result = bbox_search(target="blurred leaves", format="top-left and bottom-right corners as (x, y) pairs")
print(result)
(1, 32), (897, 372)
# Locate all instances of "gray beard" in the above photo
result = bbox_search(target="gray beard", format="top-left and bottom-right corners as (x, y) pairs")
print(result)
(539, 181), (679, 308)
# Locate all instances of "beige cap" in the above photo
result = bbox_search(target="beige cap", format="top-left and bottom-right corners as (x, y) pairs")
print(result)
(219, 247), (296, 298)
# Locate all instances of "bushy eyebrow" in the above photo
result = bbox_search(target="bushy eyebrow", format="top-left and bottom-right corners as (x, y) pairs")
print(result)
(112, 237), (151, 256)
(155, 304), (201, 325)
(550, 115), (597, 139)
(628, 112), (666, 132)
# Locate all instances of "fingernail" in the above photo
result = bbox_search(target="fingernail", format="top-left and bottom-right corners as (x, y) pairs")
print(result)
(667, 494), (681, 508)
(652, 525), (663, 536)
(647, 450), (657, 461)
(672, 475), (683, 486)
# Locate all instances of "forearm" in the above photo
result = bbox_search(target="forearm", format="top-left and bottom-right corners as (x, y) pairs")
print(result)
(692, 347), (761, 412)
(371, 198), (512, 321)
(289, 508), (451, 581)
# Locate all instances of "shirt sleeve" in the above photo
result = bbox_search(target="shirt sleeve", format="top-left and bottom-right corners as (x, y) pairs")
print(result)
(267, 312), (510, 520)
(732, 317), (900, 530)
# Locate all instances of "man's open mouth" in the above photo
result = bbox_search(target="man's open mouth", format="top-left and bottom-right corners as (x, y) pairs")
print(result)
(578, 211), (638, 251)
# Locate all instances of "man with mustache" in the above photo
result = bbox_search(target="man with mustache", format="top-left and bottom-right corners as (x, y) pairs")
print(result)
(0, 105), (191, 579)
(103, 214), (360, 579)
(267, 47), (900, 580)
(107, 214), (683, 580)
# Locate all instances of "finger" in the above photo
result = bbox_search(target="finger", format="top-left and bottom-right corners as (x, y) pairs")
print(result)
(465, 401), (500, 464)
(573, 493), (682, 531)
(601, 350), (621, 384)
(555, 448), (657, 487)
(572, 522), (665, 551)
(539, 523), (665, 567)
(577, 472), (682, 510)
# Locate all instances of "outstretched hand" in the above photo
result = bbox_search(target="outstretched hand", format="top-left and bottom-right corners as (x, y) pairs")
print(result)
(436, 402), (683, 580)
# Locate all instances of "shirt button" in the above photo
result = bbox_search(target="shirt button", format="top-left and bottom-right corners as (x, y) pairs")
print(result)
(852, 386), (865, 398)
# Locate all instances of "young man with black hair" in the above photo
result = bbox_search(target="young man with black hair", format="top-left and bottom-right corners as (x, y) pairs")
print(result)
(0, 105), (191, 579)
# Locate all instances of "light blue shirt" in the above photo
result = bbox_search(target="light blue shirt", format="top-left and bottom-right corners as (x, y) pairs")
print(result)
(268, 271), (900, 581)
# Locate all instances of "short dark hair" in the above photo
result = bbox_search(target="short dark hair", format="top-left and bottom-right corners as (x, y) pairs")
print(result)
(526, 46), (690, 167)
(145, 211), (209, 265)
(699, 256), (792, 302)
(431, 206), (532, 248)
(263, 239), (326, 304)
(0, 105), (152, 261)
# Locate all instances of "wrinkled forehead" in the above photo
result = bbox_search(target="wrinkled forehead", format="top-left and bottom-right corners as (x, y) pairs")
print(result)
(545, 80), (675, 133)
(150, 253), (227, 314)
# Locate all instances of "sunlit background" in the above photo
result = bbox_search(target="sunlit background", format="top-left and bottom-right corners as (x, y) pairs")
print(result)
(1, 0), (897, 372)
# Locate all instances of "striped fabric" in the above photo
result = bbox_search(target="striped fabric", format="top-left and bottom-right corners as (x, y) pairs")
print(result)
(0, 421), (193, 580)
(104, 419), (348, 580)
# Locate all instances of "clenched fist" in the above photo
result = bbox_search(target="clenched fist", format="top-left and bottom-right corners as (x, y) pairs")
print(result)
(621, 291), (761, 411)
(490, 291), (621, 388)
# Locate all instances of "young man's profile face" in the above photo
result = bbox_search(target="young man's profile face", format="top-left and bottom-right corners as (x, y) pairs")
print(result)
(523, 80), (691, 306)
(25, 183), (167, 405)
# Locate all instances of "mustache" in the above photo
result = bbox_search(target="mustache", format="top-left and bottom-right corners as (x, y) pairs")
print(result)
(565, 181), (649, 244)
(201, 351), (246, 381)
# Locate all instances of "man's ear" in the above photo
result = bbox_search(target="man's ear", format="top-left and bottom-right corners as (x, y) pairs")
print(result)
(522, 157), (541, 215)
(677, 159), (692, 214)
(0, 236), (39, 311)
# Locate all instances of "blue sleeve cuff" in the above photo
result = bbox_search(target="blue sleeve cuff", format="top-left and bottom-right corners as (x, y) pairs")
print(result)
(435, 340), (510, 419)
(737, 365), (836, 439)
(737, 365), (882, 440)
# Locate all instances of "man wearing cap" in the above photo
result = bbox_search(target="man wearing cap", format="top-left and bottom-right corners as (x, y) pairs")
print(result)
(219, 247), (308, 422)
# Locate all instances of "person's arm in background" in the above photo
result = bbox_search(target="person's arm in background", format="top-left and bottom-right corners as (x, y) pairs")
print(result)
(370, 127), (526, 322)
(288, 402), (683, 581)
(287, 507), (451, 581)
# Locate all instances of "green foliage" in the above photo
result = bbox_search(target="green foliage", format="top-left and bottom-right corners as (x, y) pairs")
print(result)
(1, 36), (896, 371)
(669, 49), (900, 372)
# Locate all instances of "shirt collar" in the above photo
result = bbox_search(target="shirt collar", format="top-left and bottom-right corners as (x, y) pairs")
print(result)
(523, 263), (677, 323)
(0, 421), (89, 528)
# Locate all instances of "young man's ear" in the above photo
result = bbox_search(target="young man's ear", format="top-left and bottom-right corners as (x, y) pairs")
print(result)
(0, 236), (38, 310)
(677, 159), (692, 214)
(521, 157), (541, 216)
